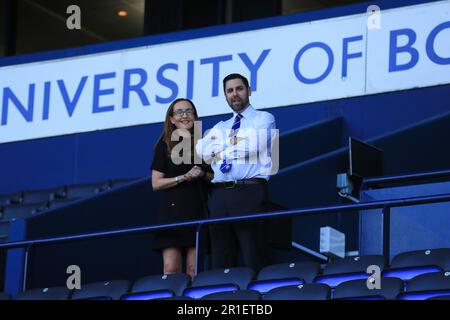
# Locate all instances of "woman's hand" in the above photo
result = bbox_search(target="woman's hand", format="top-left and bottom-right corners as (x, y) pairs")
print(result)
(185, 166), (204, 181)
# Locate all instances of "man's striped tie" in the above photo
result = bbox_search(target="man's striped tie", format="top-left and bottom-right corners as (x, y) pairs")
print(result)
(220, 113), (243, 173)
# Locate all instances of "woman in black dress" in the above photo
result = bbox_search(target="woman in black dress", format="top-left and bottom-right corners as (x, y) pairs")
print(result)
(151, 98), (212, 279)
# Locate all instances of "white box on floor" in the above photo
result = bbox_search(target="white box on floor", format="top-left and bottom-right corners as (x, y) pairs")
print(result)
(320, 226), (345, 258)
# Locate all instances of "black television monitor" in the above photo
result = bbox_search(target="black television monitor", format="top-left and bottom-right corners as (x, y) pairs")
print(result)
(349, 137), (383, 179)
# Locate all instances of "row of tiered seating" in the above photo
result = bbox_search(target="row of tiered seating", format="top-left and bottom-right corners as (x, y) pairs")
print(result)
(0, 178), (140, 237)
(1, 248), (449, 300)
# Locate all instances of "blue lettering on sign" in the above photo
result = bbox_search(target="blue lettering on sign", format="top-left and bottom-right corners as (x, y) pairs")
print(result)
(58, 76), (88, 117)
(1, 84), (35, 125)
(93, 72), (116, 113)
(426, 21), (450, 65)
(156, 63), (179, 104)
(389, 29), (419, 72)
(186, 60), (194, 100)
(294, 42), (334, 84)
(42, 81), (51, 120)
(200, 55), (233, 96)
(238, 49), (271, 91)
(342, 35), (363, 78)
(122, 68), (150, 109)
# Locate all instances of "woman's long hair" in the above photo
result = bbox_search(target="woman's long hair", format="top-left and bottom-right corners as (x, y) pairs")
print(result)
(155, 98), (199, 157)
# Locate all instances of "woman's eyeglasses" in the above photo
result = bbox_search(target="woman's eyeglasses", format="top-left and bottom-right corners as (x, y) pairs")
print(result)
(173, 108), (194, 117)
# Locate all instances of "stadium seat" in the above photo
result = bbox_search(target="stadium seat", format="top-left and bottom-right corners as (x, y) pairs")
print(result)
(0, 192), (23, 206)
(108, 177), (140, 189)
(314, 255), (385, 287)
(184, 267), (255, 299)
(121, 289), (175, 300)
(2, 202), (48, 220)
(0, 292), (11, 300)
(247, 261), (320, 293)
(263, 283), (330, 300)
(21, 186), (66, 205)
(157, 296), (194, 300)
(64, 182), (109, 199)
(332, 277), (403, 300)
(15, 287), (71, 300)
(383, 248), (450, 280)
(71, 280), (131, 300)
(47, 198), (81, 210)
(398, 271), (450, 300)
(427, 295), (450, 300)
(120, 273), (190, 300)
(201, 289), (261, 300)
(0, 219), (10, 235)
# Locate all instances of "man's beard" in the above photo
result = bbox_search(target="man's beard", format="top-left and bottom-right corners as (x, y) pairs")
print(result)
(228, 97), (248, 113)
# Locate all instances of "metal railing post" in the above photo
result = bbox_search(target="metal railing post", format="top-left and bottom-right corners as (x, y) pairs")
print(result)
(382, 206), (391, 262)
(195, 223), (205, 275)
(22, 244), (32, 292)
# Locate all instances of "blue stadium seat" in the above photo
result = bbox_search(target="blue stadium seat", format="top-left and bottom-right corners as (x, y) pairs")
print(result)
(21, 186), (66, 205)
(157, 296), (194, 300)
(2, 202), (48, 219)
(0, 292), (11, 300)
(383, 248), (450, 280)
(332, 277), (403, 300)
(201, 290), (261, 300)
(121, 289), (175, 300)
(427, 295), (450, 300)
(120, 273), (190, 300)
(398, 271), (450, 300)
(248, 261), (320, 293)
(263, 283), (330, 300)
(0, 192), (23, 206)
(184, 267), (255, 299)
(15, 287), (71, 300)
(64, 182), (109, 199)
(108, 177), (140, 189)
(47, 198), (81, 210)
(71, 280), (131, 300)
(314, 255), (385, 287)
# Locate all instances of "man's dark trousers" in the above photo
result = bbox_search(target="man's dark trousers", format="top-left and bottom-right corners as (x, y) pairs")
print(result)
(208, 182), (268, 272)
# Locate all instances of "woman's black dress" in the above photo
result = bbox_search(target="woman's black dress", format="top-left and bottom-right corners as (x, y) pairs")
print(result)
(151, 138), (211, 251)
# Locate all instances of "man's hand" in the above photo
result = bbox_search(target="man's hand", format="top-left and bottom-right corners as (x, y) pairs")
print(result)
(229, 136), (245, 145)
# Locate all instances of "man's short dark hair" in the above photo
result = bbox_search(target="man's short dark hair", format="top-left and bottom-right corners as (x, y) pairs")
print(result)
(223, 73), (249, 91)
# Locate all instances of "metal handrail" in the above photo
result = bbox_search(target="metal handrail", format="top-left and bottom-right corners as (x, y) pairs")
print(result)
(362, 169), (450, 188)
(1, 192), (449, 250)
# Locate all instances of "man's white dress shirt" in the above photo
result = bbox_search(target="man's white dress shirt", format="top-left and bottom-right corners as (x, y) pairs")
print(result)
(196, 105), (276, 183)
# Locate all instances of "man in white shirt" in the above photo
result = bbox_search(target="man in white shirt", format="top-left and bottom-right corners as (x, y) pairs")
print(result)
(196, 73), (276, 271)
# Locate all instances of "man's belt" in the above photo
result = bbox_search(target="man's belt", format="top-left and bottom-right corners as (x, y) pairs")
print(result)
(213, 178), (267, 189)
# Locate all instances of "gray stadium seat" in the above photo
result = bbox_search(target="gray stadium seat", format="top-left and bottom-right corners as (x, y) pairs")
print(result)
(71, 280), (131, 300)
(264, 283), (330, 300)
